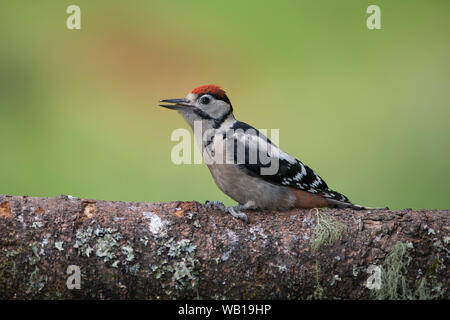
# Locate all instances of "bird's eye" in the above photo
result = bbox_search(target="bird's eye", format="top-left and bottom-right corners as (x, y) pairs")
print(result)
(200, 96), (210, 105)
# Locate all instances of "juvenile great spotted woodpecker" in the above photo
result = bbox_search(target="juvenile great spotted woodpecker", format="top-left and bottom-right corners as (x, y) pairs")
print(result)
(159, 85), (368, 222)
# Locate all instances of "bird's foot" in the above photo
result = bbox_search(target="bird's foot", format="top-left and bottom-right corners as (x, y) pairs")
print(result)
(227, 205), (249, 223)
(205, 201), (254, 223)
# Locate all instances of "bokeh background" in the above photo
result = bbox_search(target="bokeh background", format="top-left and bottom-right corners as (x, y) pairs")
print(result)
(1, 1), (449, 210)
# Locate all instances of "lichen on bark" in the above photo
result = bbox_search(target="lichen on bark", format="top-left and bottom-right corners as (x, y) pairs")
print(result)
(0, 195), (448, 299)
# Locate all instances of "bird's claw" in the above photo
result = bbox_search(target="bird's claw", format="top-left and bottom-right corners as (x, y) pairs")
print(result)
(227, 206), (249, 223)
(205, 201), (249, 223)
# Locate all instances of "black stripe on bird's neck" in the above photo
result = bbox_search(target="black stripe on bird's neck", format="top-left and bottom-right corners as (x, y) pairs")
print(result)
(193, 108), (233, 129)
(193, 108), (214, 121)
(212, 108), (232, 129)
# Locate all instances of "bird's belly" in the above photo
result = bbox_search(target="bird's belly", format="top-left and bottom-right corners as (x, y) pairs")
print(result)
(207, 163), (296, 210)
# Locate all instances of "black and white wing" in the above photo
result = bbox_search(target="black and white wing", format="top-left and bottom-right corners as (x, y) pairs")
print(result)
(227, 121), (351, 204)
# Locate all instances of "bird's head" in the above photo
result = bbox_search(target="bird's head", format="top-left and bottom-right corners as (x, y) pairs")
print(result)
(159, 85), (234, 129)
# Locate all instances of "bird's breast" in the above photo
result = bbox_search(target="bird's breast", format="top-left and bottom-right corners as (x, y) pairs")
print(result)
(206, 162), (296, 210)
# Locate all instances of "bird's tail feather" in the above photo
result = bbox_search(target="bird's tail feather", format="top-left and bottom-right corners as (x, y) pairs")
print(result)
(326, 199), (388, 210)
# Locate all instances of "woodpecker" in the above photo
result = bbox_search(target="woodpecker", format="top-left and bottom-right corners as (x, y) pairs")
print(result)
(159, 85), (368, 222)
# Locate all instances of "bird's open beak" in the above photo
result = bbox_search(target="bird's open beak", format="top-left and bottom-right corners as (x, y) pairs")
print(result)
(159, 98), (194, 110)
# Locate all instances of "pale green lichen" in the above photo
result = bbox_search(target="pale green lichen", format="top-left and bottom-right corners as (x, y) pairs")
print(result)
(375, 241), (413, 300)
(4, 248), (19, 257)
(0, 261), (17, 285)
(443, 236), (450, 245)
(28, 266), (47, 293)
(311, 260), (324, 299)
(423, 224), (436, 236)
(352, 264), (362, 277)
(139, 236), (149, 246)
(151, 238), (200, 291)
(375, 241), (443, 300)
(185, 212), (197, 220)
(74, 226), (124, 263)
(276, 264), (288, 273)
(126, 263), (140, 275)
(412, 277), (443, 300)
(70, 225), (202, 295)
(95, 233), (119, 262)
(143, 211), (168, 237)
(428, 258), (442, 276)
(112, 260), (120, 268)
(414, 278), (431, 300)
(122, 244), (135, 262)
(54, 241), (64, 251)
(31, 221), (43, 229)
(193, 220), (201, 228)
(94, 227), (105, 237)
(150, 264), (158, 272)
(74, 227), (94, 257)
(172, 258), (197, 284)
(29, 243), (41, 265)
(167, 239), (196, 257)
(310, 209), (347, 252)
(330, 274), (342, 286)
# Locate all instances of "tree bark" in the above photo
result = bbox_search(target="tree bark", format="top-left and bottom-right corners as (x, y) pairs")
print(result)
(0, 195), (448, 299)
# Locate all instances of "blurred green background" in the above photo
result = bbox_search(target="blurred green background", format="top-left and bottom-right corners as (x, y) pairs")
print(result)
(0, 0), (449, 210)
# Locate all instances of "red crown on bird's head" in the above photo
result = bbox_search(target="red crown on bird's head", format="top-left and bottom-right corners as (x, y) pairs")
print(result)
(191, 85), (227, 99)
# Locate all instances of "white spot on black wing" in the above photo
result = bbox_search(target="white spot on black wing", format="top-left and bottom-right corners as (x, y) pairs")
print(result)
(229, 120), (352, 205)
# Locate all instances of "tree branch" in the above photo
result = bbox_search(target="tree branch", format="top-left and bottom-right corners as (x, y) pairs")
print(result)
(0, 195), (448, 299)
